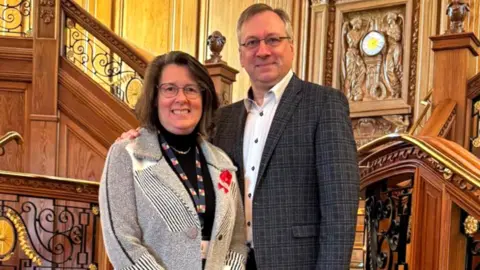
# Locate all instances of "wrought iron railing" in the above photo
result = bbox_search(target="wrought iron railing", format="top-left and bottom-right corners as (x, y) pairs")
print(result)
(63, 17), (143, 108)
(0, 0), (33, 37)
(364, 177), (412, 269)
(463, 212), (480, 269)
(0, 171), (100, 269)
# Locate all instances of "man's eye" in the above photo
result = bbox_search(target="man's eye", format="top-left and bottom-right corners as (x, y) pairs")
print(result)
(266, 37), (281, 45)
(245, 40), (259, 47)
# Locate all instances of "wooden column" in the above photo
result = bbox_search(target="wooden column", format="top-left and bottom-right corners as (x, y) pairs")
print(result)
(205, 62), (238, 106)
(30, 0), (60, 174)
(430, 32), (480, 148)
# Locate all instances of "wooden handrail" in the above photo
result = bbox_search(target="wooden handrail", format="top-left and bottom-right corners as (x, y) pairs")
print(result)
(358, 133), (480, 191)
(60, 0), (149, 77)
(0, 131), (23, 156)
(408, 88), (433, 135)
(0, 169), (99, 202)
(418, 99), (456, 137)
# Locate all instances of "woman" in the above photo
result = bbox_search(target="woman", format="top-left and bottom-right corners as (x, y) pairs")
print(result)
(99, 51), (246, 269)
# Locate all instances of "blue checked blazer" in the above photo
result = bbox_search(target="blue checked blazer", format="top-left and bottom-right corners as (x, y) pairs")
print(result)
(212, 75), (360, 270)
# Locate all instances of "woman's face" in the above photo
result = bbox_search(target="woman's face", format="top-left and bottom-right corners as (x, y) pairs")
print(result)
(157, 64), (203, 135)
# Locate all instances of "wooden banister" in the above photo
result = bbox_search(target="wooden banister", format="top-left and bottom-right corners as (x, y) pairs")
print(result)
(60, 0), (149, 77)
(359, 133), (480, 269)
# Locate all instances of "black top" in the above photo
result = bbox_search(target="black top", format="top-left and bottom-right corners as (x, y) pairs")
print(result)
(158, 125), (216, 241)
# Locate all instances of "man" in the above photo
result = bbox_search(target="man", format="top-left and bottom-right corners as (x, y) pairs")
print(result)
(120, 4), (359, 269)
(211, 4), (359, 269)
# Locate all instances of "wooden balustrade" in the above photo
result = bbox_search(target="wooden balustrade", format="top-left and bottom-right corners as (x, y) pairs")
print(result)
(358, 134), (480, 269)
(0, 170), (109, 269)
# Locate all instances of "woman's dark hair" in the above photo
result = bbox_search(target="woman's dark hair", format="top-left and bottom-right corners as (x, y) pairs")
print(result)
(135, 51), (219, 138)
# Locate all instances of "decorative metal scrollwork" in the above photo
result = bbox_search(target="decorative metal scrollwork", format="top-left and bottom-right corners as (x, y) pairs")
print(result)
(0, 195), (99, 268)
(0, 0), (32, 37)
(64, 17), (143, 108)
(365, 179), (412, 270)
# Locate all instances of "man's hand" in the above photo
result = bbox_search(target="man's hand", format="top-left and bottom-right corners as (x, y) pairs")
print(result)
(116, 128), (140, 142)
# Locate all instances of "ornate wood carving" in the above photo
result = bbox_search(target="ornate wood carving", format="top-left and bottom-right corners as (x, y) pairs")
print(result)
(324, 0), (336, 86)
(0, 174), (98, 202)
(39, 0), (55, 24)
(61, 0), (148, 76)
(439, 107), (457, 137)
(353, 115), (410, 147)
(408, 0), (420, 105)
(340, 7), (405, 102)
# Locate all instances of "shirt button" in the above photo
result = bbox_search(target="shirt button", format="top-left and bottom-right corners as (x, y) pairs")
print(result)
(251, 166), (255, 171)
(259, 111), (264, 116)
(254, 138), (258, 143)
(218, 234), (223, 241)
(247, 221), (251, 226)
(248, 193), (252, 198)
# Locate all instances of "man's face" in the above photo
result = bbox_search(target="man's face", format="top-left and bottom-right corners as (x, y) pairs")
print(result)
(239, 11), (294, 91)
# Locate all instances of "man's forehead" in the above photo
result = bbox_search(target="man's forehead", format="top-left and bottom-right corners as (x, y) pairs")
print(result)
(240, 13), (286, 38)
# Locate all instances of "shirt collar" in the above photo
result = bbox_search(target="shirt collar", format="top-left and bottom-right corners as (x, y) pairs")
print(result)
(244, 70), (294, 111)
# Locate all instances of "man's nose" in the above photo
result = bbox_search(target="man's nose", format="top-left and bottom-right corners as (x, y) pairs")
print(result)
(256, 41), (271, 57)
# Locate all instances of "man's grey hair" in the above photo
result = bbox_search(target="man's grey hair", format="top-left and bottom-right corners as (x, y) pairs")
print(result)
(236, 3), (293, 44)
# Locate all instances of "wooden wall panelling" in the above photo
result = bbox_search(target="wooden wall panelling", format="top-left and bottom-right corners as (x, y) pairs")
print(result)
(30, 0), (60, 175)
(307, 2), (328, 85)
(413, 0), (441, 124)
(0, 37), (33, 82)
(410, 169), (443, 270)
(58, 113), (107, 182)
(0, 81), (29, 172)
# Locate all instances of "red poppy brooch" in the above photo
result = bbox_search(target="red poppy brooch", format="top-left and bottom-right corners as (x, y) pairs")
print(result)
(218, 170), (232, 194)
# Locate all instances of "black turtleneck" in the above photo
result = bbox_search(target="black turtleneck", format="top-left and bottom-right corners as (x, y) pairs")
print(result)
(158, 125), (216, 241)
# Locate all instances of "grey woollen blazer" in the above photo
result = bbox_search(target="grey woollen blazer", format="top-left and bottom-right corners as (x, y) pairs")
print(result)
(99, 128), (247, 270)
(212, 75), (360, 270)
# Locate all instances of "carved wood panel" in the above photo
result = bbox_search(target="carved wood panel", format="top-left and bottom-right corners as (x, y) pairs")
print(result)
(0, 81), (28, 172)
(58, 113), (107, 182)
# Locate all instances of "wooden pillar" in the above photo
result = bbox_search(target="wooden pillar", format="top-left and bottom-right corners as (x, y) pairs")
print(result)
(30, 0), (60, 174)
(430, 32), (480, 148)
(205, 62), (238, 106)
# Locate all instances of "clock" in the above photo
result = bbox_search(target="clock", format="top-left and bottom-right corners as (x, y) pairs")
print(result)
(0, 216), (15, 261)
(361, 31), (386, 56)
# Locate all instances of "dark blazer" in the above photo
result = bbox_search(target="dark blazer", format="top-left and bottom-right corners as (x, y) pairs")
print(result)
(212, 75), (359, 270)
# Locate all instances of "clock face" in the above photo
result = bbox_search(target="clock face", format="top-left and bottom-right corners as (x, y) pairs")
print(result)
(361, 31), (386, 56)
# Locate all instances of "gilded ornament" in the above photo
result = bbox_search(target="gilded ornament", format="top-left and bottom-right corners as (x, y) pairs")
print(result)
(472, 137), (480, 148)
(91, 206), (100, 216)
(89, 264), (98, 270)
(6, 209), (42, 265)
(464, 215), (478, 236)
(474, 101), (480, 112)
(442, 167), (453, 180)
(0, 216), (15, 261)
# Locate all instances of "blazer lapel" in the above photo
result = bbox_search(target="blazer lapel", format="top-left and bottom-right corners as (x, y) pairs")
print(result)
(232, 103), (247, 197)
(255, 76), (303, 190)
(129, 129), (200, 225)
(199, 139), (238, 238)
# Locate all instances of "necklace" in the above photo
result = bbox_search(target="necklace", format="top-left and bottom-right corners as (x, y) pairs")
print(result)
(170, 146), (191, 155)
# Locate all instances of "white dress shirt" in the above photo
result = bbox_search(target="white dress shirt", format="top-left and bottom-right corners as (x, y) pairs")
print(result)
(242, 70), (293, 246)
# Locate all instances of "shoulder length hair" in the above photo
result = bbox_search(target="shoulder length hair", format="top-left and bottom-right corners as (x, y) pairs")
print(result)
(135, 51), (219, 138)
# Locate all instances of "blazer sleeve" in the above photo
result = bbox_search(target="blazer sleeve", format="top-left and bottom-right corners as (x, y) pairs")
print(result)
(315, 90), (359, 269)
(224, 179), (248, 269)
(99, 142), (165, 270)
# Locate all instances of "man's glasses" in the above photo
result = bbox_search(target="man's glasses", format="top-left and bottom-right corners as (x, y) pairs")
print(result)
(157, 83), (203, 99)
(240, 36), (291, 50)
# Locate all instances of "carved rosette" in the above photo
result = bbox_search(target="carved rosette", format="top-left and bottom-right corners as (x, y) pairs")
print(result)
(39, 0), (55, 25)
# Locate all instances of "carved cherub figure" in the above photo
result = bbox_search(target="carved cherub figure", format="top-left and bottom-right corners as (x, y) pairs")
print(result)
(446, 0), (470, 33)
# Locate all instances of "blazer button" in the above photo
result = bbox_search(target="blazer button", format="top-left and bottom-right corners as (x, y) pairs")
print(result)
(185, 227), (198, 239)
(218, 234), (223, 241)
